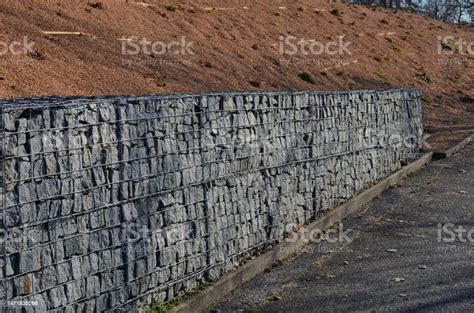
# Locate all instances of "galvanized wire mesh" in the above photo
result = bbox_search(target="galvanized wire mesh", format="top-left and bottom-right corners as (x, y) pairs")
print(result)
(0, 89), (422, 311)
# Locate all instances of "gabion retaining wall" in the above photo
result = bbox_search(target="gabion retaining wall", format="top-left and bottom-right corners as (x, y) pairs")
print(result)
(0, 89), (422, 312)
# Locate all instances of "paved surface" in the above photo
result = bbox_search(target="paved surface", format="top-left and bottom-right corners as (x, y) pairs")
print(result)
(212, 143), (474, 313)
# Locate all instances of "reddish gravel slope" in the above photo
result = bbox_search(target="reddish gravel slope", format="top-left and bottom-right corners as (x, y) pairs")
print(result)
(0, 0), (473, 148)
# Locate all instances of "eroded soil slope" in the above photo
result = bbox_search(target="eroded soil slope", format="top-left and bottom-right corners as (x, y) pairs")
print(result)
(0, 0), (473, 148)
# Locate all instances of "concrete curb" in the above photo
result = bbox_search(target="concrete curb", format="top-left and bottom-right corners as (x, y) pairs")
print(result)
(169, 152), (433, 313)
(433, 134), (473, 160)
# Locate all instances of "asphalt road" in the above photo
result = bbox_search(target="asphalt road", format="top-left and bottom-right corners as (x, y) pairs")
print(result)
(212, 143), (474, 313)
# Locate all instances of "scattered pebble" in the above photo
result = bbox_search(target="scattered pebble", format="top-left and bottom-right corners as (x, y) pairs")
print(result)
(393, 277), (405, 282)
(273, 294), (282, 301)
(399, 293), (408, 298)
(418, 265), (427, 270)
(267, 294), (282, 301)
(387, 249), (398, 253)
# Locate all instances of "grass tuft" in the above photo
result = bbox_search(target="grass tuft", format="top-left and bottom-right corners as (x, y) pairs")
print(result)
(299, 72), (316, 84)
(461, 96), (474, 104)
(330, 8), (343, 17)
(417, 73), (434, 84)
(87, 1), (104, 9)
(166, 1), (183, 11)
(441, 39), (456, 52)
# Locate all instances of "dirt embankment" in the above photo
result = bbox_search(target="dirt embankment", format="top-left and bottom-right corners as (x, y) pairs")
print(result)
(0, 0), (473, 148)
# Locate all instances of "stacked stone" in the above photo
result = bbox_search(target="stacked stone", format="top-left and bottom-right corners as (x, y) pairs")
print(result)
(0, 107), (4, 306)
(0, 89), (422, 311)
(107, 97), (209, 308)
(0, 96), (210, 311)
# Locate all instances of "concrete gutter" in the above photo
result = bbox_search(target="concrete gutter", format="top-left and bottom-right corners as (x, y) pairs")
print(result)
(433, 134), (473, 160)
(169, 152), (433, 313)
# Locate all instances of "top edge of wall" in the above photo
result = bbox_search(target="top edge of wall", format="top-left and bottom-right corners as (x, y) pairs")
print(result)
(0, 88), (422, 108)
